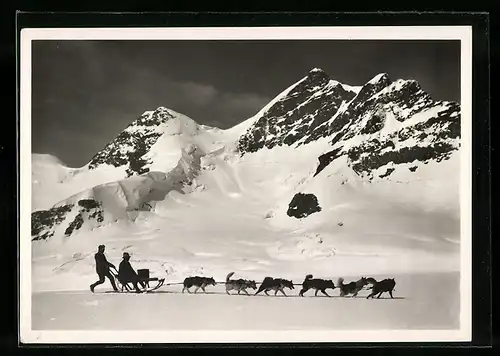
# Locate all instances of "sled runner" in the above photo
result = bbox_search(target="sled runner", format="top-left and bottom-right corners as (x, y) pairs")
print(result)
(110, 268), (165, 293)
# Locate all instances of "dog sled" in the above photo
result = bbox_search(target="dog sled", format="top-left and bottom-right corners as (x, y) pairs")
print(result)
(110, 268), (165, 293)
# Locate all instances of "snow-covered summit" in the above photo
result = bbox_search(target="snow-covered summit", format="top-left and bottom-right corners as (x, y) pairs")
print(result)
(238, 68), (360, 153)
(237, 67), (460, 180)
(367, 72), (390, 85)
(87, 107), (200, 177)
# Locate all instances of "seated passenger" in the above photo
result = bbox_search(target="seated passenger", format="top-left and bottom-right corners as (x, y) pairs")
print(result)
(118, 252), (144, 293)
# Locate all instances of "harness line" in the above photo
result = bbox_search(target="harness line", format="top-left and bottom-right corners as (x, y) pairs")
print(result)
(159, 281), (304, 286)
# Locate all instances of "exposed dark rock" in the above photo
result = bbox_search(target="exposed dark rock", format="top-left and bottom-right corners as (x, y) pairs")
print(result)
(299, 77), (459, 180)
(78, 199), (101, 210)
(314, 148), (343, 177)
(89, 209), (104, 223)
(88, 107), (174, 176)
(351, 142), (456, 176)
(379, 168), (395, 178)
(360, 113), (385, 135)
(32, 199), (106, 240)
(301, 74), (393, 146)
(238, 69), (357, 154)
(409, 166), (418, 172)
(287, 193), (322, 219)
(126, 147), (152, 177)
(32, 204), (74, 241)
(325, 99), (459, 179)
(65, 213), (84, 236)
(353, 73), (392, 103)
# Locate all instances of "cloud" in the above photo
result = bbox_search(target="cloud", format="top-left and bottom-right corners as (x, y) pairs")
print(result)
(82, 60), (272, 128)
(207, 91), (271, 128)
(220, 91), (271, 113)
(176, 81), (219, 106)
(148, 78), (271, 129)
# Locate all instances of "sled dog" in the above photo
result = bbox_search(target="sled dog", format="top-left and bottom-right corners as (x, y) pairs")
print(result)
(182, 276), (216, 294)
(255, 277), (295, 296)
(225, 272), (257, 295)
(337, 277), (369, 297)
(366, 278), (396, 299)
(299, 274), (336, 297)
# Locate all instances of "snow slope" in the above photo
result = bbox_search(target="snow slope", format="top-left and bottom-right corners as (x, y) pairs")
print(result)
(32, 154), (76, 212)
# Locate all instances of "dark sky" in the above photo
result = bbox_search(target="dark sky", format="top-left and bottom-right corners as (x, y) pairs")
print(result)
(32, 40), (460, 167)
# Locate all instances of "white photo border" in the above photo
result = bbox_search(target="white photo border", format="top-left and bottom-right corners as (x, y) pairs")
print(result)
(19, 25), (473, 344)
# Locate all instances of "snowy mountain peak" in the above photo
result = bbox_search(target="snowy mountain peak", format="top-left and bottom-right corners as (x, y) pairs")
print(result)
(306, 68), (362, 94)
(237, 69), (460, 182)
(351, 73), (392, 105)
(238, 69), (359, 153)
(87, 106), (200, 177)
(368, 72), (391, 85)
(32, 153), (68, 167)
(301, 67), (332, 86)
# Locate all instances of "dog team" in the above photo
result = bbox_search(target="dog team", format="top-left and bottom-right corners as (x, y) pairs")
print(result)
(181, 272), (396, 299)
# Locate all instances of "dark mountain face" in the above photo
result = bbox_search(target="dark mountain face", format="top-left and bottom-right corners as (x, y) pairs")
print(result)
(302, 73), (394, 145)
(344, 100), (460, 179)
(88, 107), (175, 177)
(318, 78), (460, 179)
(237, 69), (461, 180)
(237, 69), (358, 153)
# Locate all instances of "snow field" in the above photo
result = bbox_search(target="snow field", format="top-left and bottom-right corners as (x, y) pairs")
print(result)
(32, 272), (460, 331)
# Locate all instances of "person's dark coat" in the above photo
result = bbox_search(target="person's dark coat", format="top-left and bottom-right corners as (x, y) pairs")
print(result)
(118, 260), (138, 282)
(90, 250), (118, 292)
(95, 252), (115, 274)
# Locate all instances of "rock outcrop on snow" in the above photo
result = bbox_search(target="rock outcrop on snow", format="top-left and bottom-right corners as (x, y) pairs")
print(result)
(287, 193), (322, 219)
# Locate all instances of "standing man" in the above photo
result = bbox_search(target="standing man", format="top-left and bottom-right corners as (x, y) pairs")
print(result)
(90, 244), (118, 293)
